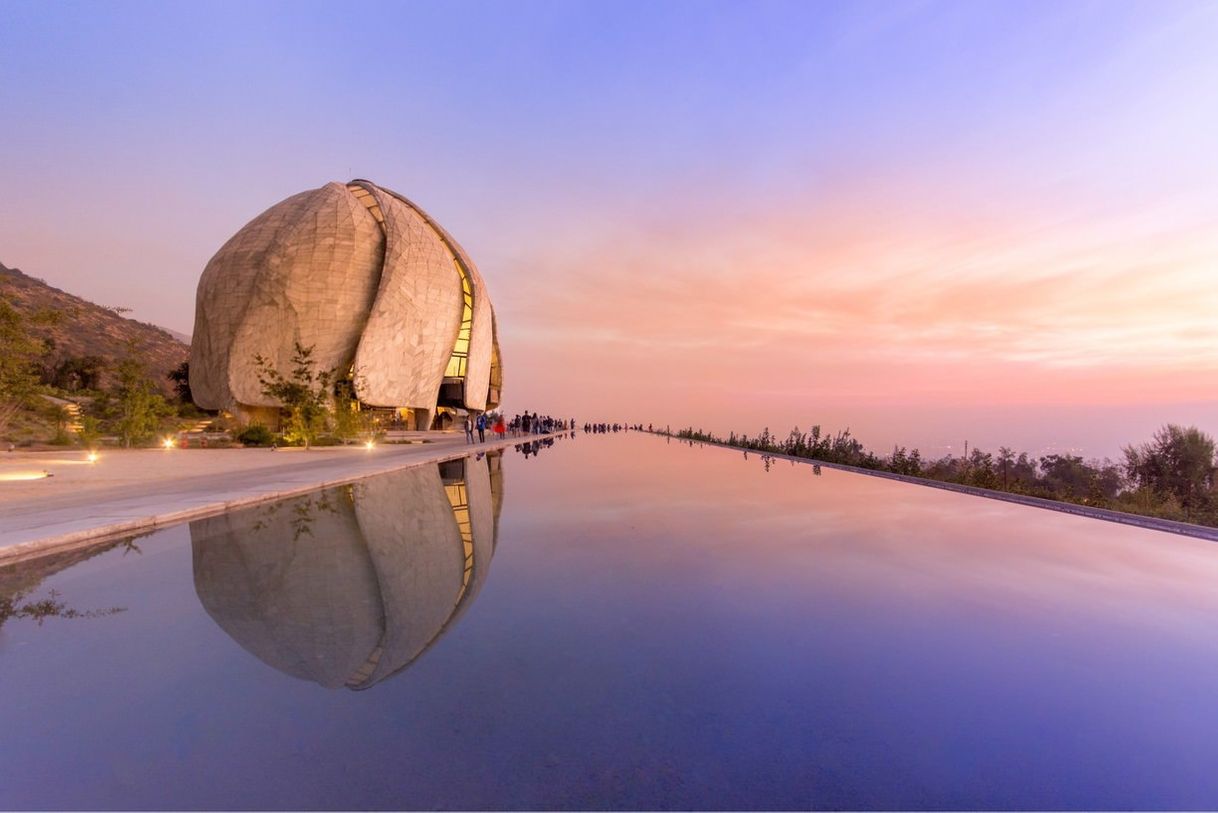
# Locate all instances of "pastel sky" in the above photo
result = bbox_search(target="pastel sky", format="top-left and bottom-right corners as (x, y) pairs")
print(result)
(1, 0), (1215, 457)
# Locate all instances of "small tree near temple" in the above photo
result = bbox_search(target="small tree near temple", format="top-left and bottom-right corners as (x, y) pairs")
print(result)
(254, 342), (333, 450)
(331, 379), (363, 444)
(113, 355), (171, 447)
(331, 367), (377, 445)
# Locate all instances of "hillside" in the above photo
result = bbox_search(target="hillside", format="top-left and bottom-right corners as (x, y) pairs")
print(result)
(0, 261), (189, 394)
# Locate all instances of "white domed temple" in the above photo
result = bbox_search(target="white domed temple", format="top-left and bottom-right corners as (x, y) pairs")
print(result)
(189, 179), (502, 429)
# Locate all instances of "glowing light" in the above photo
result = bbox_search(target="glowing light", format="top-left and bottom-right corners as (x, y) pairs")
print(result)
(364, 441), (375, 450)
(0, 471), (50, 482)
(162, 437), (176, 449)
(86, 452), (99, 463)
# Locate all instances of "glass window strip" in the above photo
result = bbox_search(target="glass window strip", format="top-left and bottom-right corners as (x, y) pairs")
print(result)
(444, 257), (475, 389)
(443, 480), (476, 596)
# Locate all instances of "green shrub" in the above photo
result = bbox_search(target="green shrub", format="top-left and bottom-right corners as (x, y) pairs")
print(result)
(77, 415), (102, 449)
(237, 424), (274, 447)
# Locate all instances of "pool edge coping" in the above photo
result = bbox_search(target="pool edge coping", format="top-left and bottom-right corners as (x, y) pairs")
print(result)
(657, 433), (1218, 542)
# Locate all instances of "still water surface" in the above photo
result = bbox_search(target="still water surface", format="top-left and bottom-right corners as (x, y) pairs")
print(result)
(4, 433), (1218, 809)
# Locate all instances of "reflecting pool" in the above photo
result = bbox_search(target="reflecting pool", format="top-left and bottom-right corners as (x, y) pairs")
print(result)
(4, 433), (1218, 809)
(191, 453), (503, 690)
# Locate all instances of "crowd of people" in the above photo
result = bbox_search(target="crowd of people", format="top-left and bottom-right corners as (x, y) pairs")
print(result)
(582, 422), (634, 433)
(462, 411), (574, 444)
(456, 412), (666, 445)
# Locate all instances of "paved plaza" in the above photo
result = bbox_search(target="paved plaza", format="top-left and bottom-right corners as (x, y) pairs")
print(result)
(0, 432), (552, 562)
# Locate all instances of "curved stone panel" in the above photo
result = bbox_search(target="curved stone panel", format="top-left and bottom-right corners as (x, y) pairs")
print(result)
(190, 182), (384, 410)
(189, 188), (314, 410)
(486, 308), (503, 410)
(370, 183), (497, 413)
(351, 182), (463, 409)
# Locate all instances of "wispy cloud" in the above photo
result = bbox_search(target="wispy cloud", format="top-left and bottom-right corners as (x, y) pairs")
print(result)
(503, 174), (1218, 425)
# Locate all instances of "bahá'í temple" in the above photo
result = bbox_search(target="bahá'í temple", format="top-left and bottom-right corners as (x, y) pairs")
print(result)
(189, 179), (502, 429)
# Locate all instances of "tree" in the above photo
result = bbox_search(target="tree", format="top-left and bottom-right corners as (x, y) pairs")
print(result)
(47, 401), (73, 445)
(331, 373), (376, 444)
(998, 447), (1015, 490)
(77, 415), (102, 449)
(166, 360), (193, 405)
(254, 343), (334, 450)
(47, 355), (106, 391)
(1037, 454), (1086, 500)
(1088, 459), (1124, 506)
(0, 294), (50, 437)
(967, 448), (998, 488)
(1124, 424), (1216, 515)
(888, 446), (923, 476)
(1, 587), (124, 632)
(113, 356), (170, 447)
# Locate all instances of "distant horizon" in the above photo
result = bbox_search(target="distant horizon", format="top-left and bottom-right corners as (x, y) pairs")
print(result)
(2, 0), (1215, 461)
(12, 248), (1214, 461)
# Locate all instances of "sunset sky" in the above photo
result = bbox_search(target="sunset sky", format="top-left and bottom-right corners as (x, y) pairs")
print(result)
(1, 0), (1215, 457)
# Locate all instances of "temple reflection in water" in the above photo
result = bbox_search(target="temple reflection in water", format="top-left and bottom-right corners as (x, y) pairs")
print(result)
(189, 451), (504, 690)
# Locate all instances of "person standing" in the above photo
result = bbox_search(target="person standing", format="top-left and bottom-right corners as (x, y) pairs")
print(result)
(476, 412), (486, 443)
(463, 415), (474, 444)
(493, 415), (506, 439)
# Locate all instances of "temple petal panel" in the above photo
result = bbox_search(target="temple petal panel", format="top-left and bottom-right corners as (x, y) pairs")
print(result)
(189, 179), (502, 428)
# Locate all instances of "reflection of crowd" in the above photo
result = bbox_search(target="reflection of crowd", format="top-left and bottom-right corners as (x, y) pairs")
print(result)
(514, 437), (557, 459)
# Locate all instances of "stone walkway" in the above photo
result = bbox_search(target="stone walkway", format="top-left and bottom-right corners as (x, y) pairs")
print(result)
(0, 432), (559, 563)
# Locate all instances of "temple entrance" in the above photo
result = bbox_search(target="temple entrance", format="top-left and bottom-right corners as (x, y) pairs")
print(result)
(436, 377), (465, 409)
(431, 407), (458, 431)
